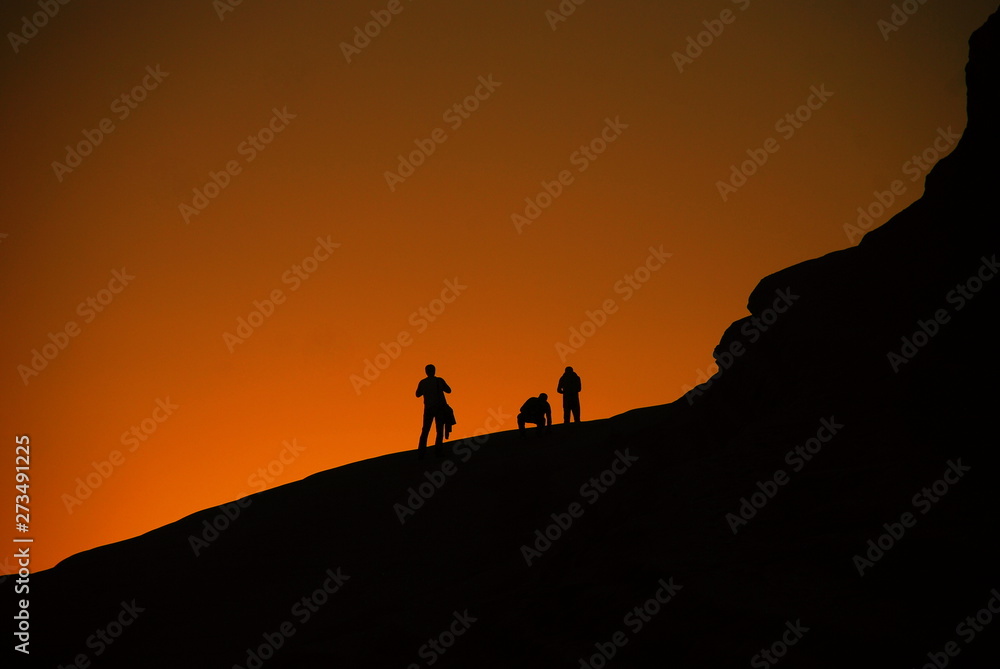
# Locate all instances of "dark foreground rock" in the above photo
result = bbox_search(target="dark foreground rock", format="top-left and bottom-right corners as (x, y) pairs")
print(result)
(14, 9), (1000, 669)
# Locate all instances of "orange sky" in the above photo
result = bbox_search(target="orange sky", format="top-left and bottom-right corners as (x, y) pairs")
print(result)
(2, 0), (996, 573)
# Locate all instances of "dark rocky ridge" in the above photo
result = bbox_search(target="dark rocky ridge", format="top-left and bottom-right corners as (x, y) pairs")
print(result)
(14, 10), (999, 668)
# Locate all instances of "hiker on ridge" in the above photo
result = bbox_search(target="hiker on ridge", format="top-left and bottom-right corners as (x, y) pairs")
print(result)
(518, 393), (552, 438)
(557, 366), (582, 423)
(416, 364), (452, 458)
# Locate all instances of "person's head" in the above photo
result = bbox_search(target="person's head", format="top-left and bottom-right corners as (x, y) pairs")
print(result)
(539, 393), (548, 401)
(565, 366), (573, 373)
(425, 364), (436, 377)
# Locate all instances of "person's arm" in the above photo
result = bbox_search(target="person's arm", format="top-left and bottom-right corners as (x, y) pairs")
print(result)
(557, 380), (565, 394)
(545, 404), (552, 426)
(441, 378), (451, 394)
(416, 380), (424, 398)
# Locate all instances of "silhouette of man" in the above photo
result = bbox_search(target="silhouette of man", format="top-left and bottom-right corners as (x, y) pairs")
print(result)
(518, 393), (552, 437)
(557, 366), (582, 423)
(416, 364), (451, 458)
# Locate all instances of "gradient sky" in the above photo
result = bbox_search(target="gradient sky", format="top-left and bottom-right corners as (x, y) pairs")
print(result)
(2, 0), (996, 573)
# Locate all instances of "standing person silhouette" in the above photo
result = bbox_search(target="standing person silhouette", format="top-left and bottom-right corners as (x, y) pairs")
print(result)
(557, 366), (582, 423)
(416, 364), (451, 459)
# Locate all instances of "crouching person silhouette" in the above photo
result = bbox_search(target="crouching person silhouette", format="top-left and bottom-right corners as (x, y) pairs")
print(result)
(518, 393), (552, 438)
(416, 364), (452, 459)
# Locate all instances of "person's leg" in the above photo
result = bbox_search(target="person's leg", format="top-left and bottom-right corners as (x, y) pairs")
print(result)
(563, 401), (571, 424)
(517, 413), (526, 437)
(434, 413), (446, 457)
(433, 413), (445, 446)
(564, 394), (580, 423)
(418, 411), (434, 458)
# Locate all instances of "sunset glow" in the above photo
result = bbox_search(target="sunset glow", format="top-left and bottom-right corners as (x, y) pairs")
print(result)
(2, 0), (995, 573)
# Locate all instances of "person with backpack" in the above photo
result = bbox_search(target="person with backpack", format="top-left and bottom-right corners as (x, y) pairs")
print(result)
(416, 364), (452, 458)
(518, 393), (552, 438)
(557, 366), (582, 423)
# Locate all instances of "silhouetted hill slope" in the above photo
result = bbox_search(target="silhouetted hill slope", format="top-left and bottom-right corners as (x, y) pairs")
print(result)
(16, 10), (1000, 668)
